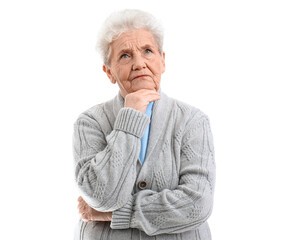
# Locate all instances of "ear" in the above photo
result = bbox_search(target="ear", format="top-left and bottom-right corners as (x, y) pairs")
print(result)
(161, 52), (165, 73)
(103, 65), (116, 84)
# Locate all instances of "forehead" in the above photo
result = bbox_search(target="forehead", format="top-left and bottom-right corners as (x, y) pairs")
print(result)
(111, 29), (158, 53)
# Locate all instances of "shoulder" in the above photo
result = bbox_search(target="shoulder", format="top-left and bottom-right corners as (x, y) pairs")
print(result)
(163, 92), (210, 124)
(163, 94), (214, 150)
(74, 96), (116, 129)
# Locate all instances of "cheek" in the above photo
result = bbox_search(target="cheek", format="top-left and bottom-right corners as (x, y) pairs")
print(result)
(152, 65), (163, 80)
(116, 65), (130, 80)
(151, 59), (164, 74)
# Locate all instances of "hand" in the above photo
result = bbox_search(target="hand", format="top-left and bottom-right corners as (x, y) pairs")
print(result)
(124, 89), (161, 113)
(78, 196), (112, 222)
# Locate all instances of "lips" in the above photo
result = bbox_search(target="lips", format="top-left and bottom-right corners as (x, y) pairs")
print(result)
(132, 75), (150, 80)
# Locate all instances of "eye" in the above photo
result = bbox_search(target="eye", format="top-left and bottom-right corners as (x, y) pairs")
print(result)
(120, 53), (130, 59)
(145, 49), (152, 54)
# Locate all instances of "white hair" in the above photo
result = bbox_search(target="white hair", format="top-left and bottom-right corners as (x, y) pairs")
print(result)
(97, 9), (164, 66)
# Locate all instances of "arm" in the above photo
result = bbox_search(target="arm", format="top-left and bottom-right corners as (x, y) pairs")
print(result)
(73, 90), (161, 212)
(111, 113), (216, 235)
(73, 107), (149, 212)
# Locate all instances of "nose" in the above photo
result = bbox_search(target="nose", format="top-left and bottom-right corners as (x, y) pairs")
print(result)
(132, 54), (146, 70)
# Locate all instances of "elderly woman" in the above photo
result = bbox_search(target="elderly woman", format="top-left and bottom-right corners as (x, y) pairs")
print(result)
(73, 9), (215, 240)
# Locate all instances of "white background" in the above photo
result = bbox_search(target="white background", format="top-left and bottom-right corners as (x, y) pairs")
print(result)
(0, 0), (289, 239)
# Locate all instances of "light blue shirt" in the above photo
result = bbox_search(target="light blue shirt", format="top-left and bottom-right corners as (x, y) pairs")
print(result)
(139, 101), (154, 164)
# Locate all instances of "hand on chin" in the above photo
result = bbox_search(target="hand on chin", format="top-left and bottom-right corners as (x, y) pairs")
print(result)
(124, 89), (161, 113)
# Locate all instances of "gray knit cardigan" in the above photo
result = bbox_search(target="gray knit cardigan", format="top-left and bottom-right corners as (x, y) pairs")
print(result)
(73, 92), (216, 240)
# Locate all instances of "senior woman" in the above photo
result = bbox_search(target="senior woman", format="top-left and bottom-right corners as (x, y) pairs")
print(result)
(73, 9), (215, 240)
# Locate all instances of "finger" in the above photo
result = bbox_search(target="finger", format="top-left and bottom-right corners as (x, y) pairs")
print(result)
(81, 214), (90, 222)
(141, 90), (160, 96)
(126, 90), (160, 101)
(77, 199), (84, 208)
(82, 210), (91, 218)
(145, 94), (161, 103)
(132, 89), (159, 96)
(78, 206), (85, 214)
(78, 202), (87, 213)
(83, 219), (91, 222)
(135, 89), (158, 93)
(144, 93), (161, 98)
(147, 92), (161, 98)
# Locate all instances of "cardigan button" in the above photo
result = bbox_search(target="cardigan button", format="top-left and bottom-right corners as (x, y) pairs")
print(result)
(138, 180), (147, 190)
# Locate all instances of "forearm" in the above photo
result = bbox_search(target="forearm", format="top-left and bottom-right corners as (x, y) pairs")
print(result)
(74, 107), (150, 211)
(111, 115), (215, 235)
(111, 171), (215, 235)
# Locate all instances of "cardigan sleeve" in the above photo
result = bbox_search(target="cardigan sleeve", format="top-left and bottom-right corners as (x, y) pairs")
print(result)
(111, 113), (215, 235)
(73, 107), (150, 212)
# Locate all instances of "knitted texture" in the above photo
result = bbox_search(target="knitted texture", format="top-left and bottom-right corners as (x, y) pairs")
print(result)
(73, 92), (215, 240)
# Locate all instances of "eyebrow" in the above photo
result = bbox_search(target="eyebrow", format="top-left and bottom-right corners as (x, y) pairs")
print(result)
(117, 44), (155, 56)
(141, 44), (154, 50)
(118, 48), (132, 56)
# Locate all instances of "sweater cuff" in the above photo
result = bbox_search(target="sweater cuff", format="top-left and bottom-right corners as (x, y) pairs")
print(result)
(114, 108), (150, 138)
(110, 196), (133, 230)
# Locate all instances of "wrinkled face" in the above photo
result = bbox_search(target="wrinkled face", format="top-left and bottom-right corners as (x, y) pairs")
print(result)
(103, 29), (165, 98)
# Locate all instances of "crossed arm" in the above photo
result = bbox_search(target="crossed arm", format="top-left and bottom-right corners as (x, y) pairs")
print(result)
(74, 92), (215, 235)
(75, 90), (160, 222)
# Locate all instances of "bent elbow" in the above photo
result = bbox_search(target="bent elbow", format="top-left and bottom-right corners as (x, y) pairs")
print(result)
(191, 193), (214, 228)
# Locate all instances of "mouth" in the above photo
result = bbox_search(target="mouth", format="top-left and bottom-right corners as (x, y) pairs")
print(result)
(132, 75), (150, 80)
